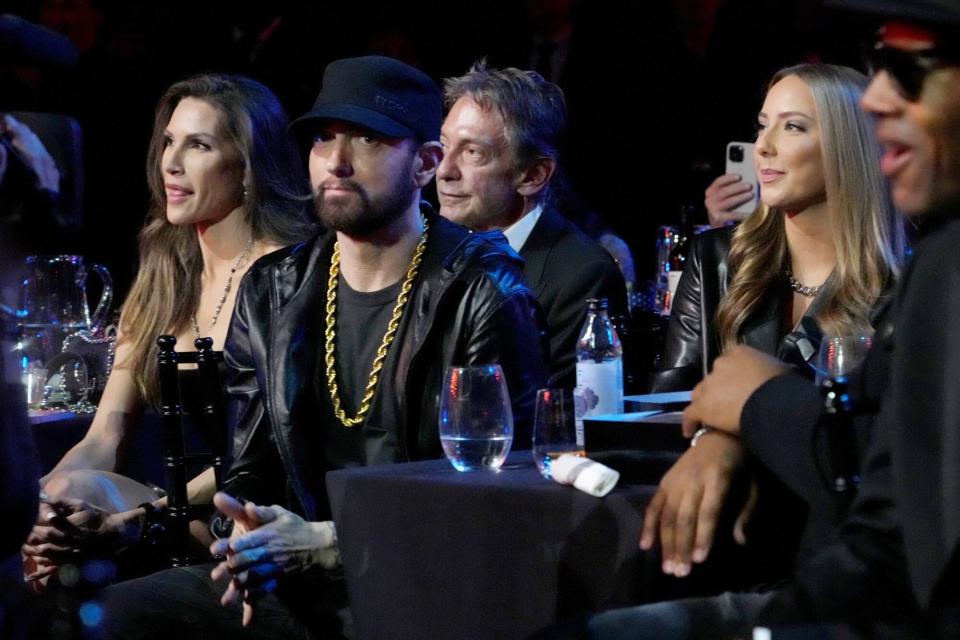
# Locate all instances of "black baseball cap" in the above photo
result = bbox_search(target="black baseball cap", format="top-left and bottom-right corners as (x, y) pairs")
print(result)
(290, 55), (442, 142)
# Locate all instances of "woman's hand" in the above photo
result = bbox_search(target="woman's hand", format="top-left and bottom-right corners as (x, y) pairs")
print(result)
(639, 431), (749, 577)
(22, 496), (141, 585)
(705, 173), (754, 227)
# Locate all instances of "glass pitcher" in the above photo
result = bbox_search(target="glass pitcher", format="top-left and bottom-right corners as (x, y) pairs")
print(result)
(17, 255), (113, 331)
(16, 255), (113, 392)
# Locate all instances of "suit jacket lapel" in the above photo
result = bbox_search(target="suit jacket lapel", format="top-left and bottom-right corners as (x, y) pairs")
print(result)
(518, 208), (564, 293)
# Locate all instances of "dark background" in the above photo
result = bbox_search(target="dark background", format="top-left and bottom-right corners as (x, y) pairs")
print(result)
(2, 0), (871, 296)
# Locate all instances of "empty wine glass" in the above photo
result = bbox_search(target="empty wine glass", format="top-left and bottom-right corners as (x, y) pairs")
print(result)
(439, 365), (513, 472)
(532, 389), (583, 479)
(813, 335), (873, 385)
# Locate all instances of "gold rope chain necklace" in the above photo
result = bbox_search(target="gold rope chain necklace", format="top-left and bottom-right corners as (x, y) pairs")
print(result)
(325, 217), (429, 428)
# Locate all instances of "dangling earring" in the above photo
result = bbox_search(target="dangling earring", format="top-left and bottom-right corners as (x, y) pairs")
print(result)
(241, 185), (248, 200)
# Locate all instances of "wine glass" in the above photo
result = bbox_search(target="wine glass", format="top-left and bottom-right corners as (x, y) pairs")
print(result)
(439, 365), (513, 472)
(813, 335), (873, 385)
(532, 389), (583, 479)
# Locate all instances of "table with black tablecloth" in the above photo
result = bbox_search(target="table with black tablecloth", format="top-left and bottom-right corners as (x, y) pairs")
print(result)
(327, 450), (745, 640)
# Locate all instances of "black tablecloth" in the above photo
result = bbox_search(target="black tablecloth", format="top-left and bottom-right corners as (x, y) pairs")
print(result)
(327, 452), (672, 640)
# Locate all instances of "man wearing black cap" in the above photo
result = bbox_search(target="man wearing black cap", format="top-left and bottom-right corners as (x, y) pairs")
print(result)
(95, 55), (547, 638)
(580, 1), (960, 638)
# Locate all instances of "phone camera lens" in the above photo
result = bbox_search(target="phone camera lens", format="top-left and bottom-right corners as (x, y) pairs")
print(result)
(729, 145), (744, 162)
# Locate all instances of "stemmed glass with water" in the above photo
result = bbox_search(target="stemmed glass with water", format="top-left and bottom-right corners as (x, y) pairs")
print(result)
(813, 335), (873, 384)
(813, 335), (872, 493)
(439, 365), (513, 471)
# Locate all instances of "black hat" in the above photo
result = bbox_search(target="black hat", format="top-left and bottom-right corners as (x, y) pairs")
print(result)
(290, 55), (441, 142)
(825, 0), (960, 30)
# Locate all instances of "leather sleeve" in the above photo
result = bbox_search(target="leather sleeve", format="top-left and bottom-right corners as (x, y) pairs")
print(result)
(649, 236), (707, 392)
(220, 275), (279, 506)
(456, 271), (549, 450)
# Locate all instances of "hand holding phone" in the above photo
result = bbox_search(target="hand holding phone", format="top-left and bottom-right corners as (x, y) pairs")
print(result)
(708, 141), (759, 224)
(0, 114), (60, 192)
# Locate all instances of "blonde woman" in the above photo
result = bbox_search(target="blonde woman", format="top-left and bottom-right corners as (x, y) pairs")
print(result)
(652, 63), (904, 392)
(23, 74), (316, 584)
(643, 64), (904, 579)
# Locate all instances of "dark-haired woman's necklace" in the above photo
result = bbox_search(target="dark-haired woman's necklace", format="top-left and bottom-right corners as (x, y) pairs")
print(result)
(784, 267), (824, 298)
(191, 238), (254, 339)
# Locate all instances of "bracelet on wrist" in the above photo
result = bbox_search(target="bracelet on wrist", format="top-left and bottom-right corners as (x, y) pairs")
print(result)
(690, 426), (713, 447)
(137, 502), (167, 546)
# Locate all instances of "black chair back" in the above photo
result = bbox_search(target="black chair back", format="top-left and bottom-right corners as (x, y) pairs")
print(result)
(155, 335), (224, 566)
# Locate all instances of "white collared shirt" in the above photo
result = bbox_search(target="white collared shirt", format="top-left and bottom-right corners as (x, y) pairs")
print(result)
(501, 202), (543, 253)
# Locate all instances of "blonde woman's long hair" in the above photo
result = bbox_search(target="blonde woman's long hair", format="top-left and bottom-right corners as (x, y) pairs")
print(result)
(715, 63), (905, 350)
(119, 74), (316, 406)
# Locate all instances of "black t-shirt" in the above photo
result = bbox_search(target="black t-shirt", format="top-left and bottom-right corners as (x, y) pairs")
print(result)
(314, 275), (404, 471)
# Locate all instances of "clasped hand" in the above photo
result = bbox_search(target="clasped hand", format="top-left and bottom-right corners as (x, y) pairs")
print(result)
(209, 492), (339, 627)
(22, 495), (140, 585)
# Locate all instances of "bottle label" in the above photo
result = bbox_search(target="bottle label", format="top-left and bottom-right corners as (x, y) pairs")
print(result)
(664, 271), (682, 316)
(574, 359), (624, 438)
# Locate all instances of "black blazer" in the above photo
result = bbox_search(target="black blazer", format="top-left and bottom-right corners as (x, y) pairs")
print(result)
(754, 210), (960, 633)
(650, 226), (828, 392)
(519, 207), (627, 389)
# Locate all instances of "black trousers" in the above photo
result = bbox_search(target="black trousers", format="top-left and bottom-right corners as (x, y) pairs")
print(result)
(91, 563), (348, 640)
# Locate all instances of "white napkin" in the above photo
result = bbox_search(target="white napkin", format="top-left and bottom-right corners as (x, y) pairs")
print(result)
(550, 454), (620, 497)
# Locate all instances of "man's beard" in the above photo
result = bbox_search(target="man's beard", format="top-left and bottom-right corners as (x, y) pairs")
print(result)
(314, 169), (416, 237)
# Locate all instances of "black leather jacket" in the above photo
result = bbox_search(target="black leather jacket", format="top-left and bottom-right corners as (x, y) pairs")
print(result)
(221, 212), (548, 520)
(650, 226), (831, 392)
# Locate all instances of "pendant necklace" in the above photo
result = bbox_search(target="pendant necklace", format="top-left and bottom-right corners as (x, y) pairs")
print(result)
(192, 238), (254, 339)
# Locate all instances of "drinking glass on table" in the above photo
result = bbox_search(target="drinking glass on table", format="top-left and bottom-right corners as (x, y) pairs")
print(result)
(813, 335), (872, 492)
(813, 335), (873, 385)
(439, 365), (513, 471)
(532, 389), (583, 479)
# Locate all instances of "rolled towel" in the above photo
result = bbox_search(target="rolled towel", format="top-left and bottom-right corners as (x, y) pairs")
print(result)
(550, 454), (620, 497)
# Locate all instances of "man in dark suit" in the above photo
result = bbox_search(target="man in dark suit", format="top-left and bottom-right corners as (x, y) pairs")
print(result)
(437, 61), (626, 389)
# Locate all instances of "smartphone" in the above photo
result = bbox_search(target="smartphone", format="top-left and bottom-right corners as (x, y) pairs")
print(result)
(725, 141), (759, 216)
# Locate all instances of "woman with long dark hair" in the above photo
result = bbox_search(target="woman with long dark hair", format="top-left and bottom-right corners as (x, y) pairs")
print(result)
(23, 73), (316, 583)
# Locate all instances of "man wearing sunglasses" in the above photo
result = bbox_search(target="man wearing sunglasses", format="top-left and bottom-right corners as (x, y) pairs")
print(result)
(580, 1), (960, 638)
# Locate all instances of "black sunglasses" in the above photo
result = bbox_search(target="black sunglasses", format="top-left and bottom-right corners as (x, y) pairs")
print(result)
(864, 38), (959, 100)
